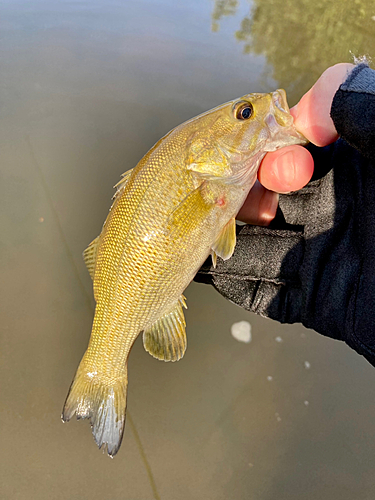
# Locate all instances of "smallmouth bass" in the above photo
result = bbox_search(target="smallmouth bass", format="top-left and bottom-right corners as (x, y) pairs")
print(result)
(62, 89), (306, 456)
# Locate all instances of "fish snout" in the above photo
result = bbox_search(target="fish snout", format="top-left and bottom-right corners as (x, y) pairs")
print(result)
(273, 89), (289, 113)
(270, 89), (294, 128)
(263, 89), (308, 152)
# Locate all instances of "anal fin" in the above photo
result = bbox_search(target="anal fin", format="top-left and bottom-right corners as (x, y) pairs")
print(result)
(143, 296), (187, 362)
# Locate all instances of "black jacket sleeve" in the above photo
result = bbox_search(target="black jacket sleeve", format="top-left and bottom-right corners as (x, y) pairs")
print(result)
(331, 63), (375, 160)
(195, 62), (375, 367)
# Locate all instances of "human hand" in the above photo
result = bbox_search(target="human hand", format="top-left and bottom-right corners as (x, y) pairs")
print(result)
(197, 60), (375, 368)
(238, 63), (355, 225)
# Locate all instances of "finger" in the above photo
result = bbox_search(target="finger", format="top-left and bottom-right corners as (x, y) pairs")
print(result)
(291, 63), (354, 147)
(258, 145), (314, 193)
(236, 180), (279, 225)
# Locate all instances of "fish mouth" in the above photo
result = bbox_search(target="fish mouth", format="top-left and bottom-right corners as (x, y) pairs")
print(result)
(272, 89), (290, 114)
(269, 89), (294, 128)
(263, 89), (308, 152)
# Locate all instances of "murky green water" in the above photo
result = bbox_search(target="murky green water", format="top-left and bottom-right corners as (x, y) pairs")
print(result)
(1, 1), (375, 499)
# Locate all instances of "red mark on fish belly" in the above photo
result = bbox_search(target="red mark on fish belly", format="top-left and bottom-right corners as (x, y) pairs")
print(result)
(216, 197), (226, 207)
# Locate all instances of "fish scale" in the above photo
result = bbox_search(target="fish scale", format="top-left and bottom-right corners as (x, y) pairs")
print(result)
(62, 88), (307, 456)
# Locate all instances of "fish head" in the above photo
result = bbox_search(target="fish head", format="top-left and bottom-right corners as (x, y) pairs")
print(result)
(184, 89), (307, 183)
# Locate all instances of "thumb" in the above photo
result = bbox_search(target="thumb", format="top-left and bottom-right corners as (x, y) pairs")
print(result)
(291, 63), (355, 147)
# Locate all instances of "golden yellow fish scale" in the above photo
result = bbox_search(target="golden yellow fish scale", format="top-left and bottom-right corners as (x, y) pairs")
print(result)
(84, 127), (221, 377)
(62, 89), (307, 456)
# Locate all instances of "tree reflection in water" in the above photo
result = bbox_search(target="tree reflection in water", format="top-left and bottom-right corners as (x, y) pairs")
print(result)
(212, 0), (375, 103)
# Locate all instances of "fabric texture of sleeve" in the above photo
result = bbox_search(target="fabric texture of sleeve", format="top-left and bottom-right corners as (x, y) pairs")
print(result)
(331, 62), (375, 161)
(195, 63), (375, 367)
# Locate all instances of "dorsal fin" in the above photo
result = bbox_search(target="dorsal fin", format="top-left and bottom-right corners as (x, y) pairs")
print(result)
(113, 168), (134, 199)
(82, 167), (135, 281)
(83, 236), (100, 280)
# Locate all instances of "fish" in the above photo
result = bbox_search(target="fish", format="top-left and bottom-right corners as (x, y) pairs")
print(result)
(62, 89), (306, 456)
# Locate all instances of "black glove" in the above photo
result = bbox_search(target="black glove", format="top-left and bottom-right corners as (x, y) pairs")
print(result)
(195, 140), (375, 367)
(196, 62), (375, 367)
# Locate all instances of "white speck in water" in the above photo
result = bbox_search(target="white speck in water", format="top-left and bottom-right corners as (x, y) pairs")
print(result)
(248, 463), (254, 468)
(275, 412), (282, 422)
(267, 376), (273, 382)
(275, 336), (283, 343)
(304, 400), (309, 406)
(304, 361), (311, 369)
(39, 217), (44, 223)
(231, 321), (251, 343)
(372, 15), (375, 20)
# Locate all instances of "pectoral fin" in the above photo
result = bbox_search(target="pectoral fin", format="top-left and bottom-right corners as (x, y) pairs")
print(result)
(167, 183), (213, 234)
(211, 218), (236, 261)
(187, 138), (231, 180)
(83, 236), (100, 280)
(143, 296), (187, 362)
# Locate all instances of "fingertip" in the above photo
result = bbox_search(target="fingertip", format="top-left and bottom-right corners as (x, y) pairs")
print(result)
(236, 181), (279, 225)
(290, 103), (299, 121)
(258, 145), (314, 193)
(290, 63), (354, 146)
(293, 87), (338, 146)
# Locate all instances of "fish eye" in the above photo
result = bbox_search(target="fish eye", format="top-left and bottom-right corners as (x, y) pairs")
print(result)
(233, 101), (253, 120)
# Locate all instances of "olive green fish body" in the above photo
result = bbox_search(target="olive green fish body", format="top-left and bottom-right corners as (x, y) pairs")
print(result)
(62, 89), (307, 456)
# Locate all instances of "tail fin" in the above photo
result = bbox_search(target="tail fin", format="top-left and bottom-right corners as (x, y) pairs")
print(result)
(62, 363), (128, 457)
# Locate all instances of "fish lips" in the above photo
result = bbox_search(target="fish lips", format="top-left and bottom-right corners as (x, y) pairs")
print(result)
(263, 90), (308, 152)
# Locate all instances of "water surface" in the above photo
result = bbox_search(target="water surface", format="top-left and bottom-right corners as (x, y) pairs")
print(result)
(1, 1), (375, 499)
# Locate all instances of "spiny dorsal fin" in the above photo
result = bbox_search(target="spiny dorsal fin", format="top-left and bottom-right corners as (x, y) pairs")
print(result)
(211, 217), (236, 261)
(143, 296), (187, 362)
(83, 169), (133, 281)
(83, 236), (100, 280)
(113, 168), (134, 199)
